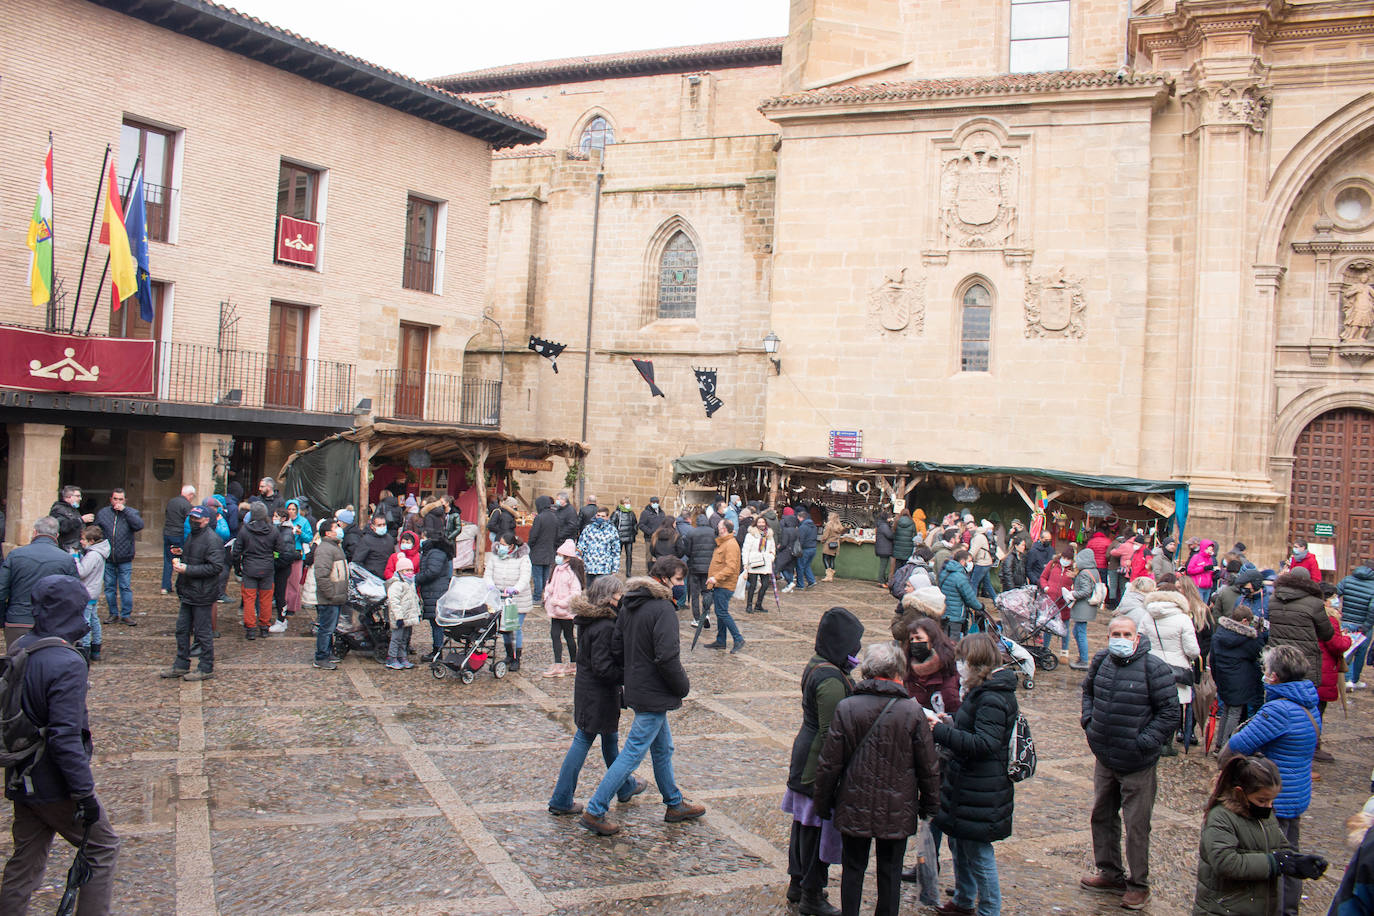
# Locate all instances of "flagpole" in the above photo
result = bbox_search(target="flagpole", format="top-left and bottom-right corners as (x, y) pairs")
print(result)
(70, 144), (112, 332)
(47, 131), (56, 332)
(84, 155), (140, 336)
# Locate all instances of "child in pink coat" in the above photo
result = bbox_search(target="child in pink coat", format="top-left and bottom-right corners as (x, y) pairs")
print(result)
(541, 540), (586, 678)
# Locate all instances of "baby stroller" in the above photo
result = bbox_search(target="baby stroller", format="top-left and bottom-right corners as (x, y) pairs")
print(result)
(971, 601), (1041, 690)
(430, 577), (506, 684)
(995, 586), (1061, 674)
(332, 564), (392, 664)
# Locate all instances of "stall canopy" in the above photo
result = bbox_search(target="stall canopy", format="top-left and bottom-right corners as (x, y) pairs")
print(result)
(905, 461), (1185, 495)
(671, 449), (787, 481)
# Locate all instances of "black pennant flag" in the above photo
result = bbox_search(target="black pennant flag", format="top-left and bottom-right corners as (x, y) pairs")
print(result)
(528, 336), (567, 373)
(693, 367), (723, 418)
(632, 358), (665, 398)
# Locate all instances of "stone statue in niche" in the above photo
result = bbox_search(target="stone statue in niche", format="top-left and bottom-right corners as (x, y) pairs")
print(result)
(867, 268), (926, 335)
(1341, 261), (1374, 342)
(1024, 268), (1086, 338)
(939, 130), (1018, 250)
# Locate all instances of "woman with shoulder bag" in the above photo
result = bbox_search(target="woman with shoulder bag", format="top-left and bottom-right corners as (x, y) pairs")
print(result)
(741, 516), (777, 614)
(820, 514), (846, 583)
(1144, 580), (1201, 756)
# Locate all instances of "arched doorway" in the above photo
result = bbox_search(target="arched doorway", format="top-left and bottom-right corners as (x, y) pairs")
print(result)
(1289, 408), (1374, 575)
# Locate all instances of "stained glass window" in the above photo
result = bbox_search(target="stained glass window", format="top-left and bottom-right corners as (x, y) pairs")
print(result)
(657, 231), (697, 319)
(579, 116), (615, 153)
(961, 284), (992, 372)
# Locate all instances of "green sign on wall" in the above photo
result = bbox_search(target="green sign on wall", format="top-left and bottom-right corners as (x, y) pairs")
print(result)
(1314, 522), (1335, 537)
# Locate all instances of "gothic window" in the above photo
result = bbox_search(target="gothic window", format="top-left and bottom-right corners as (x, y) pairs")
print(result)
(578, 116), (615, 153)
(657, 231), (697, 319)
(1009, 0), (1069, 73)
(960, 283), (992, 372)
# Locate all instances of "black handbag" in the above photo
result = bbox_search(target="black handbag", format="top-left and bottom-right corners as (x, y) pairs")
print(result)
(1150, 618), (1196, 685)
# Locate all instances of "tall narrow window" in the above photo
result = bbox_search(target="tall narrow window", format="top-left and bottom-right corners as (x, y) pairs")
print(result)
(277, 162), (318, 221)
(960, 284), (992, 372)
(579, 116), (615, 153)
(275, 161), (322, 269)
(1009, 0), (1069, 73)
(657, 231), (697, 319)
(403, 195), (438, 293)
(266, 302), (309, 409)
(120, 120), (177, 242)
(395, 323), (429, 419)
(110, 281), (166, 340)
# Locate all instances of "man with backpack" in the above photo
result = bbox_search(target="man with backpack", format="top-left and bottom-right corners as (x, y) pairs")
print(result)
(0, 575), (120, 914)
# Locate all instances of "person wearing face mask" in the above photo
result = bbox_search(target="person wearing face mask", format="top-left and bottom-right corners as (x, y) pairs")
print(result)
(1037, 547), (1076, 657)
(938, 549), (982, 640)
(1024, 531), (1055, 588)
(610, 497), (639, 573)
(1283, 539), (1321, 582)
(783, 607), (865, 915)
(383, 554), (421, 670)
(553, 490), (579, 544)
(900, 618), (961, 717)
(1079, 615), (1180, 910)
(1192, 754), (1328, 916)
(484, 532), (533, 671)
(384, 531), (421, 581)
(1186, 539), (1222, 602)
(350, 515), (395, 581)
(1222, 646), (1323, 916)
(48, 485), (93, 553)
(637, 496), (665, 574)
(310, 520), (348, 670)
(1266, 567), (1334, 701)
(1067, 549), (1104, 671)
(540, 540), (585, 677)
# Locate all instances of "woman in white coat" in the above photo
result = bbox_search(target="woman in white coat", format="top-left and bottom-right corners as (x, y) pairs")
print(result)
(741, 515), (777, 614)
(1142, 582), (1200, 756)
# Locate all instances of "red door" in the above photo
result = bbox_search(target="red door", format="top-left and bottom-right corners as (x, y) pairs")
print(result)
(265, 302), (306, 409)
(395, 323), (428, 419)
(1289, 408), (1374, 577)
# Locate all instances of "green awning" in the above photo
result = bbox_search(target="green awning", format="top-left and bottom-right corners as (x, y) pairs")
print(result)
(906, 461), (1186, 495)
(672, 449), (788, 482)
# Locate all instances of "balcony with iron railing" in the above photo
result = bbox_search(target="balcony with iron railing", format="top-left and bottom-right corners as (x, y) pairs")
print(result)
(118, 176), (174, 242)
(158, 341), (356, 413)
(373, 368), (501, 427)
(401, 243), (441, 293)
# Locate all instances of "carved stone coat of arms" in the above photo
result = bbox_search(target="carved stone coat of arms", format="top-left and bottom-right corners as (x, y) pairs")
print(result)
(939, 131), (1018, 250)
(1024, 268), (1086, 338)
(867, 268), (926, 335)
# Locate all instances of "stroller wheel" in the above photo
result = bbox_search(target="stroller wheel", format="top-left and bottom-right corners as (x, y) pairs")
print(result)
(333, 642), (350, 660)
(492, 660), (508, 680)
(1038, 651), (1059, 672)
(373, 643), (389, 665)
(431, 663), (445, 680)
(460, 668), (476, 685)
(1024, 677), (1035, 691)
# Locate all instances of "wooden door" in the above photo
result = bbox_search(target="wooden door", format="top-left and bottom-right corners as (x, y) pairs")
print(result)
(265, 302), (307, 408)
(402, 197), (436, 292)
(395, 323), (428, 418)
(1289, 408), (1374, 576)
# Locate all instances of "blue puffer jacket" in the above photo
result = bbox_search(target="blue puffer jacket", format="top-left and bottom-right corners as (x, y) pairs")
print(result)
(1337, 566), (1374, 632)
(284, 499), (314, 554)
(1226, 679), (1321, 818)
(940, 559), (981, 623)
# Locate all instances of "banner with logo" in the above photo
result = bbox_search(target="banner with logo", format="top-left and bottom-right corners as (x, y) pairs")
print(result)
(276, 215), (321, 267)
(0, 327), (156, 395)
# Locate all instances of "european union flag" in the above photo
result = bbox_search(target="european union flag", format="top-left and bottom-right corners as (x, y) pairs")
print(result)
(123, 165), (154, 322)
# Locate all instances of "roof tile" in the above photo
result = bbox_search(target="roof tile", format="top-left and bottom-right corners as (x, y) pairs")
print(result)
(760, 69), (1173, 110)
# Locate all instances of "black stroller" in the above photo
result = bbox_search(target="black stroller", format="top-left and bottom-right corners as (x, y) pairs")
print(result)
(430, 576), (507, 684)
(332, 564), (392, 664)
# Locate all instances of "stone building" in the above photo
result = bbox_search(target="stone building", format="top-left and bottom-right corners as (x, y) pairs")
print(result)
(0, 0), (540, 545)
(448, 0), (1374, 571)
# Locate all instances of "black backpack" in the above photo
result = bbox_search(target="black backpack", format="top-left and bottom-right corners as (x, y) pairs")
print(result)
(0, 637), (79, 793)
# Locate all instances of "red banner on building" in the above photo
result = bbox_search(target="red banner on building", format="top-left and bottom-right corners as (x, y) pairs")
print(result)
(276, 215), (320, 267)
(0, 327), (156, 395)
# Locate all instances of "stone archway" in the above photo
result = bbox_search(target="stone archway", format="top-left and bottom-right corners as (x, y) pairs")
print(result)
(1288, 407), (1374, 575)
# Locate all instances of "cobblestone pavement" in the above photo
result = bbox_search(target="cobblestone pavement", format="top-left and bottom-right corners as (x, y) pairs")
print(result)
(2, 563), (1367, 914)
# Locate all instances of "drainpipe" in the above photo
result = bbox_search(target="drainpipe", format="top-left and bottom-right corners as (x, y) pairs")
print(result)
(577, 168), (604, 505)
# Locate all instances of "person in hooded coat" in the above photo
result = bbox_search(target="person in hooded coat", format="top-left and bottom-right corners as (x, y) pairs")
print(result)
(783, 607), (865, 916)
(938, 550), (981, 640)
(233, 503), (277, 639)
(778, 510), (801, 592)
(414, 535), (454, 658)
(1141, 585), (1201, 756)
(0, 576), (120, 915)
(527, 495), (559, 605)
(1336, 563), (1374, 688)
(1208, 605), (1266, 753)
(0, 517), (79, 647)
(891, 511), (917, 567)
(1068, 548), (1103, 670)
(873, 512), (895, 589)
(1267, 568), (1334, 693)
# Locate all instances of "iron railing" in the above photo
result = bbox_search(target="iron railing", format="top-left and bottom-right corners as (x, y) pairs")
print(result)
(373, 369), (500, 427)
(401, 243), (440, 292)
(158, 341), (355, 413)
(119, 177), (174, 241)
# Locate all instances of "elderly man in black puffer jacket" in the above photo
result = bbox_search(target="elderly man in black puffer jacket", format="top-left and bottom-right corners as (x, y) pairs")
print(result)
(0, 517), (79, 647)
(1079, 614), (1180, 910)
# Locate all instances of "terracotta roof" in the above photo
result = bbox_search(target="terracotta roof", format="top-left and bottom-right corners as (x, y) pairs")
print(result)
(87, 0), (545, 147)
(431, 37), (785, 92)
(761, 69), (1173, 110)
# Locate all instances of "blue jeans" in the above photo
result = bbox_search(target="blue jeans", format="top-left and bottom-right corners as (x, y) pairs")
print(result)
(1073, 620), (1089, 664)
(709, 587), (743, 645)
(531, 564), (549, 603)
(796, 548), (817, 587)
(549, 728), (639, 810)
(315, 605), (340, 663)
(162, 535), (179, 591)
(1346, 626), (1369, 683)
(585, 710), (682, 817)
(79, 599), (101, 649)
(950, 837), (1001, 916)
(103, 561), (133, 618)
(971, 564), (996, 599)
(515, 612), (527, 649)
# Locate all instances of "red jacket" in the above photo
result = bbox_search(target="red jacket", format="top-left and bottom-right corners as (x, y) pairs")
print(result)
(1319, 620), (1352, 703)
(1129, 545), (1152, 580)
(384, 542), (421, 580)
(1086, 532), (1112, 570)
(1291, 551), (1322, 583)
(1039, 559), (1075, 620)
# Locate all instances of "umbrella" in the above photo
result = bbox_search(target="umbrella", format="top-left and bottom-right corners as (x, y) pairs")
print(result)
(770, 572), (782, 613)
(55, 824), (92, 916)
(1203, 698), (1219, 753)
(1180, 701), (1195, 754)
(690, 606), (708, 650)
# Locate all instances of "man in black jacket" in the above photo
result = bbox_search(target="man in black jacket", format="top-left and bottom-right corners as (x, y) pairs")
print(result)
(1025, 530), (1055, 589)
(527, 495), (558, 604)
(554, 491), (579, 543)
(161, 485), (195, 594)
(159, 506), (223, 681)
(610, 497), (638, 573)
(578, 495), (600, 537)
(95, 489), (144, 625)
(580, 558), (705, 836)
(1079, 615), (1181, 910)
(0, 517), (79, 648)
(0, 575), (120, 914)
(682, 515), (717, 629)
(350, 516), (394, 581)
(48, 486), (91, 553)
(637, 497), (664, 574)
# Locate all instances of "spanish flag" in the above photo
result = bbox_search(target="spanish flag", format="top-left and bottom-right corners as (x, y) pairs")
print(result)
(98, 159), (137, 310)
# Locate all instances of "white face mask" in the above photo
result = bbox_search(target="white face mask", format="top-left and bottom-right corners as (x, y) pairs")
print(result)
(555, 555), (566, 565)
(373, 525), (386, 535)
(956, 660), (970, 682)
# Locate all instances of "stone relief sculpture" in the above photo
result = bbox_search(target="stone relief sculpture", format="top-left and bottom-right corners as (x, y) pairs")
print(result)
(939, 130), (1018, 250)
(1024, 268), (1086, 338)
(867, 268), (926, 335)
(1341, 261), (1374, 342)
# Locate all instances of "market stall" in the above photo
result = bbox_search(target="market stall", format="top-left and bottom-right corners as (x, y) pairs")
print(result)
(279, 421), (588, 574)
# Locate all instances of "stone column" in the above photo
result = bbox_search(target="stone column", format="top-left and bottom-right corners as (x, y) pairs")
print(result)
(5, 424), (65, 549)
(181, 433), (218, 504)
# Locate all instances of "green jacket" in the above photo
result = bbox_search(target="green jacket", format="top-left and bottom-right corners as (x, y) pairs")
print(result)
(1192, 802), (1288, 916)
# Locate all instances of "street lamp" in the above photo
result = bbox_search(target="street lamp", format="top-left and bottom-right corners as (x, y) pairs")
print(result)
(763, 331), (781, 375)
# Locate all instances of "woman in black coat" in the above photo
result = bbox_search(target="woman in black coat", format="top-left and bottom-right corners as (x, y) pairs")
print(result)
(547, 574), (647, 815)
(233, 503), (279, 637)
(929, 633), (1018, 916)
(415, 537), (454, 657)
(874, 513), (895, 590)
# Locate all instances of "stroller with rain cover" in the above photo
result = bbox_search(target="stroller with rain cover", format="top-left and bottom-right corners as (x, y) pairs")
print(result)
(430, 576), (507, 684)
(995, 585), (1062, 674)
(331, 564), (392, 664)
(971, 598), (1041, 690)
